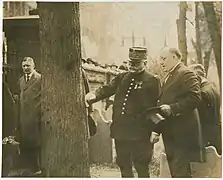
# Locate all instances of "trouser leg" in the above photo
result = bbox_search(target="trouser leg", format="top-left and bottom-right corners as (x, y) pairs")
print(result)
(164, 143), (192, 178)
(132, 140), (153, 178)
(115, 139), (134, 178)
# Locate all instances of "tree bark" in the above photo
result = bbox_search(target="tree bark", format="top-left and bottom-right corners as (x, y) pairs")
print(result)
(202, 2), (221, 86)
(203, 48), (212, 76)
(177, 2), (188, 65)
(39, 2), (90, 177)
(195, 2), (202, 64)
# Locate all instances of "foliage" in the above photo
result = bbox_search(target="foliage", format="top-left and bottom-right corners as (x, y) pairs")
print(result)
(149, 155), (160, 177)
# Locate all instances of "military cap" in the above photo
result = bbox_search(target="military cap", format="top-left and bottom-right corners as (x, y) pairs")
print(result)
(129, 47), (147, 62)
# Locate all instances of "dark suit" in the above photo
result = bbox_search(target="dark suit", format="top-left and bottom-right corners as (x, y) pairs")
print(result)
(17, 70), (41, 171)
(92, 70), (160, 177)
(157, 63), (203, 178)
(198, 80), (221, 155)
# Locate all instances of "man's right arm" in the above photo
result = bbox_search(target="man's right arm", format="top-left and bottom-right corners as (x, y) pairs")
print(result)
(86, 73), (124, 105)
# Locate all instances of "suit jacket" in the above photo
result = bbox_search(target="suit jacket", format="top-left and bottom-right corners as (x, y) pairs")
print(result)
(157, 63), (204, 162)
(93, 70), (160, 140)
(19, 70), (41, 147)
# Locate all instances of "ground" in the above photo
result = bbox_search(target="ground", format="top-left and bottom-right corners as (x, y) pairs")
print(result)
(90, 156), (160, 178)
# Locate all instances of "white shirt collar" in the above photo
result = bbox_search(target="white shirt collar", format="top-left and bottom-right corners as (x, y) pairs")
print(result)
(169, 62), (181, 74)
(26, 70), (35, 79)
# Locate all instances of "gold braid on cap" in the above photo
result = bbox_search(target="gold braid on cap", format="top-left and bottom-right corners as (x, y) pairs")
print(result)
(129, 47), (147, 60)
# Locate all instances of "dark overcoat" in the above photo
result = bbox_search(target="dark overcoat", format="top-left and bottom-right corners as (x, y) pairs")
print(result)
(198, 80), (221, 154)
(157, 63), (204, 162)
(93, 70), (160, 140)
(19, 70), (41, 147)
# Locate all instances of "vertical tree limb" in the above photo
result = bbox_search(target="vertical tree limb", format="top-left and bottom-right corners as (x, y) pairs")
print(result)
(203, 48), (212, 76)
(195, 2), (202, 64)
(202, 2), (221, 86)
(177, 2), (188, 65)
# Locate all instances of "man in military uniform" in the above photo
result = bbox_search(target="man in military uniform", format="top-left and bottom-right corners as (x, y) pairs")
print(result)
(85, 47), (160, 178)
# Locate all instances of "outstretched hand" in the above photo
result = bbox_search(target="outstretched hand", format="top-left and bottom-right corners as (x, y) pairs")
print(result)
(85, 92), (96, 108)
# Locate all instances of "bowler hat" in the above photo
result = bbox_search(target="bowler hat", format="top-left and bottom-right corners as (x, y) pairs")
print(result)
(144, 107), (165, 124)
(129, 47), (147, 62)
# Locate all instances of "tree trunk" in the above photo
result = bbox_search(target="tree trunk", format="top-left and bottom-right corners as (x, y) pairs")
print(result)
(39, 2), (90, 177)
(177, 2), (188, 65)
(195, 2), (202, 64)
(203, 48), (212, 76)
(202, 2), (221, 86)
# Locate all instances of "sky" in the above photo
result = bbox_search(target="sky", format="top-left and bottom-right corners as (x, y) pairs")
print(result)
(97, 2), (196, 64)
(111, 2), (195, 57)
(27, 1), (196, 63)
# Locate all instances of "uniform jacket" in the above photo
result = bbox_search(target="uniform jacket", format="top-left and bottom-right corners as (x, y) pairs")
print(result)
(157, 63), (204, 162)
(19, 70), (41, 147)
(94, 70), (160, 140)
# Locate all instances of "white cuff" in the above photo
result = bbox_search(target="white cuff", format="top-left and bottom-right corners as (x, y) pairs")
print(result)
(152, 131), (159, 136)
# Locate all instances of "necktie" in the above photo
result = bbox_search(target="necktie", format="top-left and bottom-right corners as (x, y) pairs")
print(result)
(26, 75), (30, 82)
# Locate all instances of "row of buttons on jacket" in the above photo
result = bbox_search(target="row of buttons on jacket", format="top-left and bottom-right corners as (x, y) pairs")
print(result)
(121, 78), (135, 115)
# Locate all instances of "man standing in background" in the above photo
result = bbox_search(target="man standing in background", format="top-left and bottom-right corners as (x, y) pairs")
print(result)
(16, 57), (42, 176)
(189, 64), (221, 155)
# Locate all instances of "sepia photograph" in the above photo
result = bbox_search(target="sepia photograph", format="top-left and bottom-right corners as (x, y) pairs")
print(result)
(2, 1), (222, 178)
